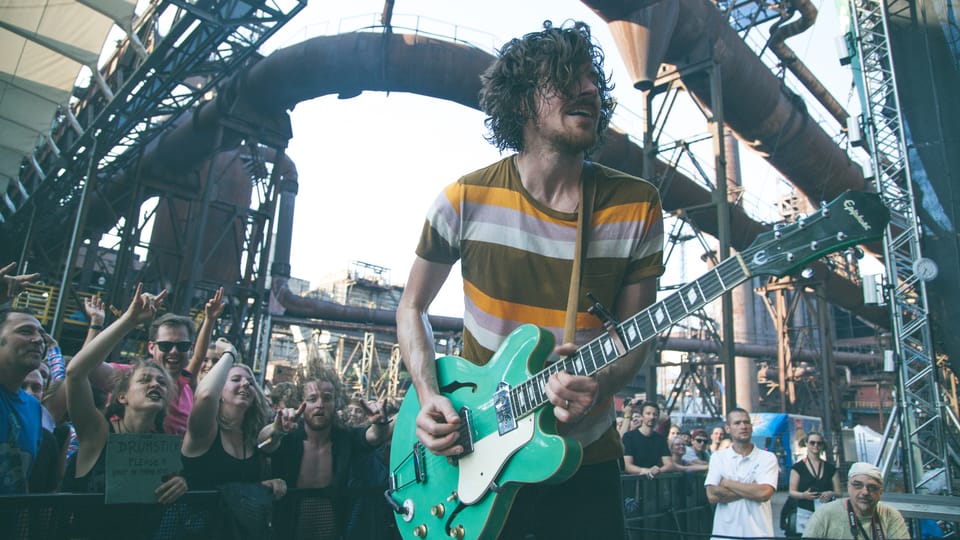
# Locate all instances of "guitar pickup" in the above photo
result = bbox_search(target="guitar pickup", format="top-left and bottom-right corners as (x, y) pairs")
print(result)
(493, 382), (517, 436)
(456, 407), (475, 456)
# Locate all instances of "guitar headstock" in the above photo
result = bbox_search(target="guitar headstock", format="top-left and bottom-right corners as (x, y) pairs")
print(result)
(743, 191), (889, 277)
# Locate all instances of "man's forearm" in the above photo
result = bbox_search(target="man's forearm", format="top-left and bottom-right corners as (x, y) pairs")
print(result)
(719, 478), (774, 502)
(706, 484), (741, 503)
(397, 306), (441, 399)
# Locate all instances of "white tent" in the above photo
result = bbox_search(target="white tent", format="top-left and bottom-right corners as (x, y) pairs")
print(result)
(0, 0), (135, 198)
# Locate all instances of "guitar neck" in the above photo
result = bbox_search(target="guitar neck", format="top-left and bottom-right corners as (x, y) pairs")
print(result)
(509, 254), (752, 418)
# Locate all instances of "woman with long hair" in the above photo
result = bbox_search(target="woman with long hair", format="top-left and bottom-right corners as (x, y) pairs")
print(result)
(181, 337), (285, 497)
(63, 283), (187, 501)
(785, 431), (842, 536)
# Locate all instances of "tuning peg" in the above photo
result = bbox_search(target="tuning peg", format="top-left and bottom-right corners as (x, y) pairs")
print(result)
(820, 201), (830, 216)
(844, 247), (864, 265)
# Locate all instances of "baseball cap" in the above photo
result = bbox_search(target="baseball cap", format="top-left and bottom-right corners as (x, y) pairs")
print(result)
(848, 462), (883, 483)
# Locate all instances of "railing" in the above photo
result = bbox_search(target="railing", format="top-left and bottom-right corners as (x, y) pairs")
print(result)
(1, 486), (398, 540)
(622, 471), (713, 540)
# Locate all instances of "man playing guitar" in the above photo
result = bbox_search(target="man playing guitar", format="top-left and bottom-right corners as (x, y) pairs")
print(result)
(396, 20), (664, 539)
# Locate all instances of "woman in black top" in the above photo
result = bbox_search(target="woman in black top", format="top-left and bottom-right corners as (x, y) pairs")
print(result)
(786, 431), (842, 535)
(63, 284), (187, 501)
(181, 338), (284, 495)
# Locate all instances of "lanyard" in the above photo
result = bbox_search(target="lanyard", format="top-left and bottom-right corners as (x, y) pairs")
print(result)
(847, 499), (884, 540)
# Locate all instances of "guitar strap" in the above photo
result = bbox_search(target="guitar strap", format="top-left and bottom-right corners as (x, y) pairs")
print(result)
(563, 163), (595, 344)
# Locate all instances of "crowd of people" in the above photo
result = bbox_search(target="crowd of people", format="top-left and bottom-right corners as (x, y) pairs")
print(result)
(0, 14), (921, 539)
(0, 264), (401, 539)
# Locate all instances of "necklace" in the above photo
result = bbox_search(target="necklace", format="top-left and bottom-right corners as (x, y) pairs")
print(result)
(806, 456), (824, 479)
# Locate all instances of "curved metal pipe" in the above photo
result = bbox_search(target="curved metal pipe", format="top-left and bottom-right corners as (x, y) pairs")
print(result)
(768, 0), (849, 127)
(583, 0), (867, 205)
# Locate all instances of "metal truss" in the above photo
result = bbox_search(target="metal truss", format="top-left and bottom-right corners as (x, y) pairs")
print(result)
(1, 0), (305, 253)
(849, 0), (955, 494)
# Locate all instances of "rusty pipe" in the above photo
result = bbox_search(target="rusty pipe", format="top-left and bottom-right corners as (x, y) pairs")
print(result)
(768, 0), (849, 127)
(583, 0), (867, 205)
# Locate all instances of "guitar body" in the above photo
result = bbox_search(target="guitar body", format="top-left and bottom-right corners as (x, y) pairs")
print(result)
(389, 324), (582, 540)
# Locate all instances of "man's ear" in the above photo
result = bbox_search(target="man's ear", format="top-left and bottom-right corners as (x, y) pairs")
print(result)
(117, 391), (127, 405)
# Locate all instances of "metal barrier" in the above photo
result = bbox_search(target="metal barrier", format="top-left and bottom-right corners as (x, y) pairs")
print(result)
(1, 486), (400, 540)
(622, 471), (714, 540)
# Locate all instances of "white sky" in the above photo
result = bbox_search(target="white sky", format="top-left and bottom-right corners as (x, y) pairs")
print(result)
(259, 0), (861, 317)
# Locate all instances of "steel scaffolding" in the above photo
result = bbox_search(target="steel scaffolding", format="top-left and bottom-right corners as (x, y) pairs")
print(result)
(848, 0), (956, 494)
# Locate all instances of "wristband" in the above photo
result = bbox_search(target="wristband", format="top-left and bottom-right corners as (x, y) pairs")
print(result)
(89, 324), (103, 330)
(221, 350), (237, 362)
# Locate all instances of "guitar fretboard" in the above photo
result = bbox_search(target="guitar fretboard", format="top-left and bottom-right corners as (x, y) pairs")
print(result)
(509, 254), (751, 418)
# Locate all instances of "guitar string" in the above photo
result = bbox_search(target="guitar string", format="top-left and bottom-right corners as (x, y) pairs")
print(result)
(507, 211), (847, 418)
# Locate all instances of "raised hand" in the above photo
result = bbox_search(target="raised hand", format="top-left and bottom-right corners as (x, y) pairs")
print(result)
(204, 287), (225, 321)
(83, 295), (106, 326)
(123, 283), (168, 325)
(214, 337), (238, 359)
(273, 402), (305, 435)
(360, 396), (390, 426)
(0, 261), (40, 304)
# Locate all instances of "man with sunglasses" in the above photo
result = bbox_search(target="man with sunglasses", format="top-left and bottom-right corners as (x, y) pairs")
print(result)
(95, 289), (225, 436)
(683, 428), (710, 465)
(802, 462), (909, 539)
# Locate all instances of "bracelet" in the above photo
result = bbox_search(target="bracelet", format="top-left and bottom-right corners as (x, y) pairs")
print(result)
(221, 350), (237, 362)
(373, 417), (393, 426)
(89, 324), (103, 330)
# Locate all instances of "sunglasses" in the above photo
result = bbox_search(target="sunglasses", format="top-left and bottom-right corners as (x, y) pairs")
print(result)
(807, 440), (823, 446)
(695, 438), (708, 443)
(155, 341), (192, 353)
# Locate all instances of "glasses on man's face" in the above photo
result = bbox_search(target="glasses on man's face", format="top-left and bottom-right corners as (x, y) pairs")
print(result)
(695, 438), (708, 444)
(849, 481), (882, 494)
(807, 440), (823, 446)
(155, 341), (192, 353)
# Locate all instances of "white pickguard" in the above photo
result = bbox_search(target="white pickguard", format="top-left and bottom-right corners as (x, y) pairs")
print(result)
(456, 414), (535, 505)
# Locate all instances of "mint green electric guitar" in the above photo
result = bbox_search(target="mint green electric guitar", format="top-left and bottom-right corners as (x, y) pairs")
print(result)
(387, 191), (888, 539)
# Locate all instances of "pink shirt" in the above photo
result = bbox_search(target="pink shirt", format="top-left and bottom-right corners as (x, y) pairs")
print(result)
(110, 363), (194, 436)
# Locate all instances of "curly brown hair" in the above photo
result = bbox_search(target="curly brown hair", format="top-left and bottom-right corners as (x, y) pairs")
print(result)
(479, 20), (615, 153)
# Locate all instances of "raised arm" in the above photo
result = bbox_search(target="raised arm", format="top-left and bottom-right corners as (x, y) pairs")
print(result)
(0, 261), (40, 304)
(81, 295), (106, 349)
(186, 287), (224, 383)
(66, 284), (164, 472)
(396, 257), (463, 456)
(182, 337), (237, 457)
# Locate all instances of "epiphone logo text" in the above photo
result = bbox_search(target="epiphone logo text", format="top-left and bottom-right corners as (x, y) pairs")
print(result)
(843, 200), (871, 230)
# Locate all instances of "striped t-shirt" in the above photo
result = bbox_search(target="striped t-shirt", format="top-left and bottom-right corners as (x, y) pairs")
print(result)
(416, 156), (664, 459)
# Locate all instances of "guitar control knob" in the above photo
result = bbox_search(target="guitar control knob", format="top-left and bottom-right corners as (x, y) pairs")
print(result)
(431, 504), (445, 518)
(413, 524), (428, 538)
(449, 525), (465, 539)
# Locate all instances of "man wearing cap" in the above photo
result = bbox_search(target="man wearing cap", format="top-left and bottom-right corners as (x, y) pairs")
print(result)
(803, 462), (910, 539)
(683, 428), (710, 465)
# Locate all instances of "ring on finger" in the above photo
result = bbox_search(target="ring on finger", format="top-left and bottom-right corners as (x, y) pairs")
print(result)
(565, 399), (570, 409)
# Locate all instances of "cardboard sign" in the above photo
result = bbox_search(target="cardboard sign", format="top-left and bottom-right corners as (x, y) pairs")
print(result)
(104, 433), (181, 504)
